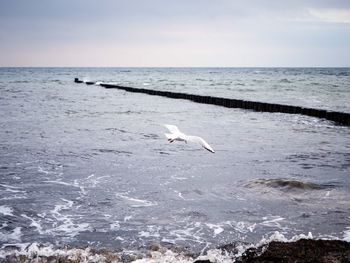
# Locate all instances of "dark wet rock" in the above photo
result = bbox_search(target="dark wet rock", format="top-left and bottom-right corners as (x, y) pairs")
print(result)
(149, 243), (161, 251)
(246, 178), (324, 191)
(193, 260), (212, 263)
(219, 242), (252, 255)
(236, 239), (350, 263)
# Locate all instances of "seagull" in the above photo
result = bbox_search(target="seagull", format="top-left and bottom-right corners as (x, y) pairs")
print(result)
(164, 124), (215, 153)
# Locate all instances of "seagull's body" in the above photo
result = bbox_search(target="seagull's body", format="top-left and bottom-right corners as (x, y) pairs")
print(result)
(164, 124), (215, 153)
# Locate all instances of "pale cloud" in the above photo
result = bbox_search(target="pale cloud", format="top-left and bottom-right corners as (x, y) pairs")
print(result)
(308, 8), (350, 23)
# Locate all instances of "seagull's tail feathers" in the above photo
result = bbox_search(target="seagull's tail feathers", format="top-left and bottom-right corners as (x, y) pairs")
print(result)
(203, 145), (215, 153)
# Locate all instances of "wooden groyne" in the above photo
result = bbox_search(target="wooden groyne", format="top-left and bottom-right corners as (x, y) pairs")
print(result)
(74, 78), (350, 126)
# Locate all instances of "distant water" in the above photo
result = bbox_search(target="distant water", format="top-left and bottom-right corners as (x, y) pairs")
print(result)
(83, 67), (350, 113)
(0, 68), (349, 261)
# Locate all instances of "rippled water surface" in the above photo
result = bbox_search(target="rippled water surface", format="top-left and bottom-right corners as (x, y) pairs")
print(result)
(0, 68), (349, 258)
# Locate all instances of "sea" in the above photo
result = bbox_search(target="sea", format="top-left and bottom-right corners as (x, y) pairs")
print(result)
(0, 67), (349, 262)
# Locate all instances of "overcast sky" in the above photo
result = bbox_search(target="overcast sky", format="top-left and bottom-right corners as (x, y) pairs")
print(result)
(0, 0), (349, 67)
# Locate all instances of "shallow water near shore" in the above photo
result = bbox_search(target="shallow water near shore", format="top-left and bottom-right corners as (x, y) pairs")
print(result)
(0, 68), (349, 261)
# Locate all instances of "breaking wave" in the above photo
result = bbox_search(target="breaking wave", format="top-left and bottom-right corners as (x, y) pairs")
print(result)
(1, 231), (348, 263)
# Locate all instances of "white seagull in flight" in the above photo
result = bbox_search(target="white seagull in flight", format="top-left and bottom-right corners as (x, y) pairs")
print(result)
(164, 124), (215, 153)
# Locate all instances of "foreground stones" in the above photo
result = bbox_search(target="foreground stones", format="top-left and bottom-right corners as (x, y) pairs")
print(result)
(1, 239), (349, 262)
(232, 239), (350, 263)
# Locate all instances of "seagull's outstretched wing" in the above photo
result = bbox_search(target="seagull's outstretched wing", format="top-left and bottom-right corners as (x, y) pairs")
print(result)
(164, 124), (180, 134)
(186, 136), (215, 153)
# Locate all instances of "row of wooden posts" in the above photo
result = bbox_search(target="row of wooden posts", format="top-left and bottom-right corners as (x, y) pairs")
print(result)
(74, 78), (350, 126)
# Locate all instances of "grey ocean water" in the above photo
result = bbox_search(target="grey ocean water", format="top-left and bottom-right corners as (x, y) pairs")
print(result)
(0, 68), (350, 259)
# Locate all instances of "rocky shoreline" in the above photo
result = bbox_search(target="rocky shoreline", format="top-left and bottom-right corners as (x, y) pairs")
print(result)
(232, 239), (350, 263)
(1, 239), (349, 263)
(193, 239), (350, 263)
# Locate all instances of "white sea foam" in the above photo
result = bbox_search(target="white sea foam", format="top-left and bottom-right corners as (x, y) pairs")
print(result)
(86, 174), (95, 180)
(73, 179), (87, 195)
(166, 222), (206, 244)
(116, 193), (157, 208)
(0, 243), (113, 261)
(50, 199), (91, 237)
(0, 231), (341, 263)
(124, 215), (133, 221)
(0, 205), (14, 216)
(44, 180), (81, 188)
(38, 166), (50, 174)
(0, 227), (22, 242)
(195, 249), (234, 263)
(0, 243), (193, 262)
(20, 200), (90, 238)
(206, 223), (224, 236)
(343, 227), (350, 242)
(51, 199), (74, 217)
(260, 216), (285, 228)
(21, 214), (44, 235)
(132, 249), (193, 263)
(206, 220), (257, 237)
(110, 221), (120, 230)
(0, 194), (27, 200)
(54, 222), (90, 237)
(0, 184), (25, 193)
(84, 175), (111, 188)
(0, 245), (234, 263)
(257, 231), (313, 247)
(139, 226), (161, 238)
(1, 187), (23, 193)
(163, 220), (258, 248)
(231, 221), (256, 233)
(0, 184), (27, 201)
(174, 190), (186, 200)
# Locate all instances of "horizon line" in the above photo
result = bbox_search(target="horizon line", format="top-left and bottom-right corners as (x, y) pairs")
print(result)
(1, 66), (350, 69)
